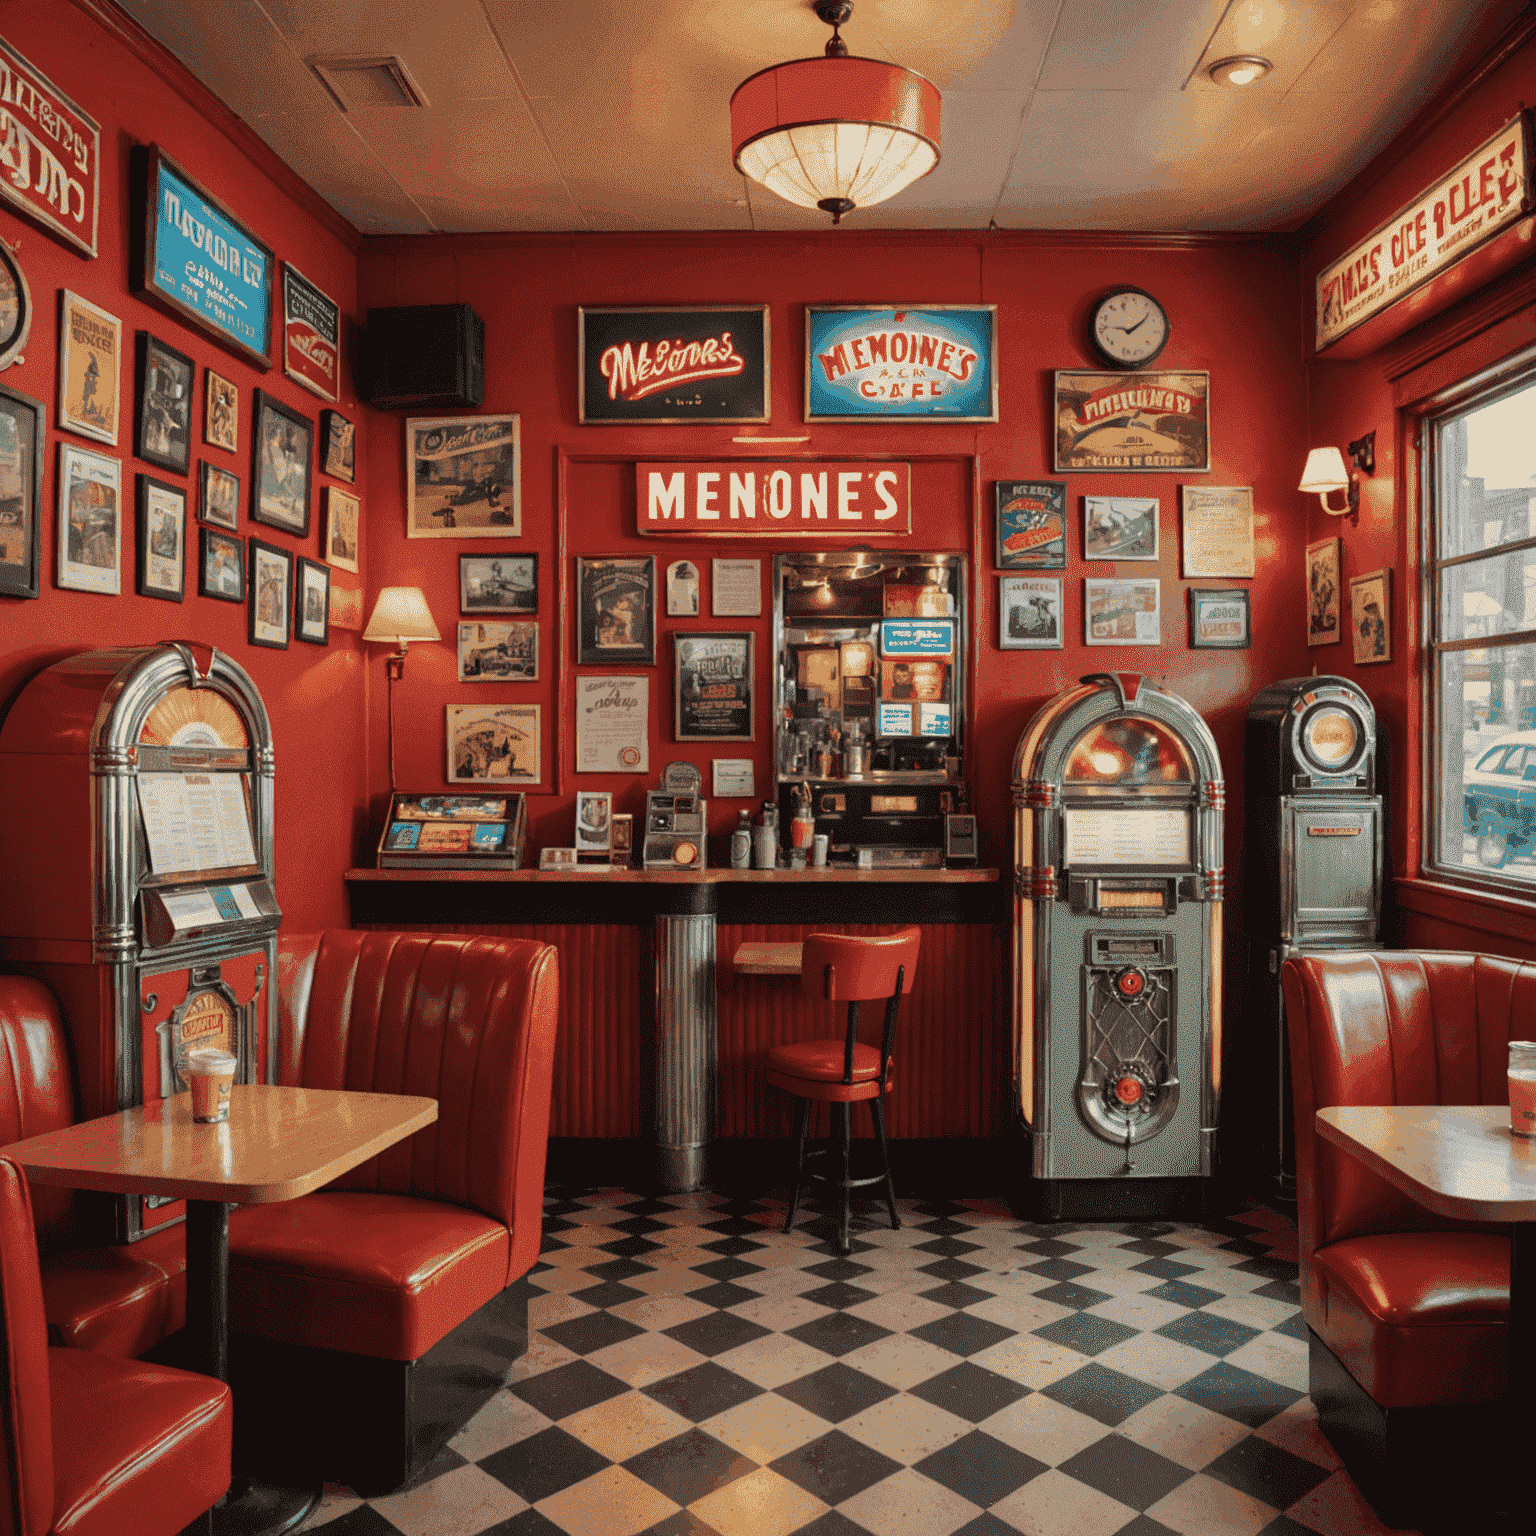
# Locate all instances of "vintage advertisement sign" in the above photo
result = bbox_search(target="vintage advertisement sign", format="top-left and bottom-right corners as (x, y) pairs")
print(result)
(996, 480), (1067, 569)
(1054, 371), (1210, 473)
(675, 632), (753, 741)
(579, 307), (769, 423)
(1181, 485), (1255, 578)
(407, 415), (519, 537)
(282, 264), (340, 402)
(880, 619), (953, 658)
(637, 461), (911, 536)
(142, 147), (273, 368)
(0, 37), (100, 257)
(806, 306), (997, 421)
(1316, 117), (1530, 352)
(576, 675), (650, 773)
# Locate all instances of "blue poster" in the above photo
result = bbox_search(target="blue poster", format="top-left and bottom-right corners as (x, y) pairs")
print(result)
(806, 306), (997, 421)
(880, 619), (954, 657)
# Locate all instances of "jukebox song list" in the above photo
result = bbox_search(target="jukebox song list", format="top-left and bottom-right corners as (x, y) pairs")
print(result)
(135, 773), (257, 873)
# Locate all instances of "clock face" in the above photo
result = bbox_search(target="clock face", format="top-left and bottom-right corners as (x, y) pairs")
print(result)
(1091, 288), (1170, 368)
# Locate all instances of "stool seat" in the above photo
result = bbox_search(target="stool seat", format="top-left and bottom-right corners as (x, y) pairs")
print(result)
(766, 1040), (891, 1101)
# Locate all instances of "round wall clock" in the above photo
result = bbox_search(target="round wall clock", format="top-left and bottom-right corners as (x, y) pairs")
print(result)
(1089, 287), (1169, 369)
(0, 236), (31, 372)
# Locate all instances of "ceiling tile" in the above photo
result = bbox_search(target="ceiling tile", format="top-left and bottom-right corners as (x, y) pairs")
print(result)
(1038, 0), (1233, 92)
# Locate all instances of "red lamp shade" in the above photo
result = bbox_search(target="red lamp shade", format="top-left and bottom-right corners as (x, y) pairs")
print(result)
(731, 55), (941, 223)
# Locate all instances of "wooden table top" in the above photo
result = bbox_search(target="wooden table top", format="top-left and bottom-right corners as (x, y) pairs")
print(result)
(1316, 1105), (1536, 1223)
(733, 941), (805, 976)
(0, 1085), (437, 1206)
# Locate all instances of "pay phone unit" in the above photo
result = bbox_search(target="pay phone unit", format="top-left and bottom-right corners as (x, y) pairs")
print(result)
(643, 760), (708, 869)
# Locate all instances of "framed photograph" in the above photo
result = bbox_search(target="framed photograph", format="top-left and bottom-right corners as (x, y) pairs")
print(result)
(135, 474), (185, 602)
(611, 814), (633, 861)
(0, 235), (34, 373)
(461, 553), (536, 613)
(458, 619), (538, 682)
(996, 480), (1067, 569)
(1350, 569), (1392, 664)
(540, 847), (577, 870)
(295, 556), (330, 645)
(205, 370), (237, 452)
(1189, 588), (1251, 649)
(999, 576), (1064, 650)
(198, 461), (240, 529)
(1182, 485), (1255, 578)
(407, 415), (519, 537)
(247, 537), (292, 650)
(325, 485), (360, 573)
(250, 389), (312, 535)
(447, 703), (541, 787)
(806, 306), (998, 422)
(197, 526), (244, 603)
(1085, 577), (1161, 646)
(675, 632), (754, 741)
(58, 290), (121, 446)
(575, 791), (613, 854)
(282, 263), (340, 402)
(577, 556), (656, 665)
(1054, 370), (1210, 473)
(57, 444), (121, 594)
(578, 306), (769, 424)
(1307, 537), (1342, 647)
(321, 409), (355, 482)
(135, 332), (194, 475)
(0, 382), (44, 600)
(1085, 497), (1159, 561)
(712, 558), (761, 616)
(666, 559), (701, 616)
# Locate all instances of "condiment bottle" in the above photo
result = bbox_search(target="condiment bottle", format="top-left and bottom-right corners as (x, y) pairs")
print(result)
(753, 802), (778, 870)
(730, 809), (752, 869)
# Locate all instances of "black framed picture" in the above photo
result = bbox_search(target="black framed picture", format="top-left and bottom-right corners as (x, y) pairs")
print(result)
(674, 632), (753, 741)
(320, 408), (354, 482)
(135, 473), (185, 602)
(198, 526), (244, 603)
(1188, 588), (1251, 649)
(575, 556), (654, 665)
(294, 555), (330, 645)
(460, 553), (536, 614)
(247, 536), (292, 649)
(250, 389), (312, 536)
(0, 381), (44, 599)
(135, 332), (194, 476)
(996, 480), (1067, 569)
(0, 235), (34, 373)
(199, 460), (240, 530)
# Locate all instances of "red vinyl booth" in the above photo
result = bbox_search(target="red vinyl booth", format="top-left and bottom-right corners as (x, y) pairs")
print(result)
(226, 930), (559, 1495)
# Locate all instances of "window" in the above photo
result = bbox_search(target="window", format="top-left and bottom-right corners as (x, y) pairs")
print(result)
(1427, 371), (1536, 885)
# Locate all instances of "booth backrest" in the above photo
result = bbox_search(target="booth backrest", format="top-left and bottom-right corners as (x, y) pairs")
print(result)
(276, 931), (559, 1278)
(0, 1156), (55, 1536)
(0, 977), (77, 1250)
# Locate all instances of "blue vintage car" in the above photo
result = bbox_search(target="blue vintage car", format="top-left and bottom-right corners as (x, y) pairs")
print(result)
(1464, 730), (1536, 867)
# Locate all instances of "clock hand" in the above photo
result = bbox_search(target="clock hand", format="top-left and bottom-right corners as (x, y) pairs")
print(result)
(1122, 315), (1148, 335)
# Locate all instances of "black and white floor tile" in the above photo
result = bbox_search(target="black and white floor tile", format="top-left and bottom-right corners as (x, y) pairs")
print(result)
(300, 1189), (1423, 1536)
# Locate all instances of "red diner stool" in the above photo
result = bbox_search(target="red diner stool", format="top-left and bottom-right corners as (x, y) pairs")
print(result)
(766, 926), (920, 1254)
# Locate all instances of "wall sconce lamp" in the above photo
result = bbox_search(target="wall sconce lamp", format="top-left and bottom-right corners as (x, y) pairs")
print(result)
(363, 586), (441, 790)
(1299, 432), (1375, 525)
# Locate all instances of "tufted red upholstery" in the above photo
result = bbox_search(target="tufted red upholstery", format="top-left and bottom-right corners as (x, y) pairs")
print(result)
(1282, 950), (1528, 1407)
(229, 931), (558, 1361)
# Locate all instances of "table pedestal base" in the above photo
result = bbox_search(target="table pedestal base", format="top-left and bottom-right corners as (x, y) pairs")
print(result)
(204, 1479), (321, 1536)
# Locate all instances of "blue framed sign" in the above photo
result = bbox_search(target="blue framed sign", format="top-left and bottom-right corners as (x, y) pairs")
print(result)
(138, 146), (273, 369)
(805, 305), (997, 422)
(880, 619), (953, 657)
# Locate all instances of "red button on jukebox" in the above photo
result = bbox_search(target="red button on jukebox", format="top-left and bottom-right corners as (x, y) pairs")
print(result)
(1115, 967), (1146, 998)
(1113, 1074), (1144, 1106)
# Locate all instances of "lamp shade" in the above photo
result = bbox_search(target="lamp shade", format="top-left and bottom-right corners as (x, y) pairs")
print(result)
(363, 586), (441, 645)
(1298, 446), (1351, 494)
(731, 55), (940, 220)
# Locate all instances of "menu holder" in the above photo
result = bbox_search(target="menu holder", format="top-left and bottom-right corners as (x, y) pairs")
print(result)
(376, 790), (528, 870)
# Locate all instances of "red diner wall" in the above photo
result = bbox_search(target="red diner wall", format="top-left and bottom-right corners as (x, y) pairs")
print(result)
(0, 1), (367, 933)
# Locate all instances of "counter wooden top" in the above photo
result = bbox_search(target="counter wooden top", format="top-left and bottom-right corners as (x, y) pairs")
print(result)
(347, 867), (998, 884)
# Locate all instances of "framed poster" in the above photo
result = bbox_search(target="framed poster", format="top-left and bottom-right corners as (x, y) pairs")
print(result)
(250, 390), (312, 535)
(575, 792), (612, 855)
(447, 703), (541, 787)
(324, 486), (360, 572)
(576, 556), (656, 665)
(999, 576), (1064, 650)
(198, 527), (244, 603)
(1054, 370), (1210, 472)
(461, 553), (536, 613)
(996, 480), (1067, 569)
(1307, 536), (1342, 647)
(205, 370), (238, 452)
(407, 415), (519, 536)
(0, 237), (34, 372)
(1350, 569), (1392, 664)
(247, 537), (292, 649)
(806, 306), (998, 421)
(57, 444), (120, 594)
(135, 474), (185, 602)
(1181, 485), (1255, 578)
(578, 306), (769, 424)
(1085, 577), (1161, 646)
(576, 675), (649, 773)
(139, 146), (273, 368)
(0, 382), (44, 600)
(666, 559), (700, 616)
(58, 291), (121, 446)
(282, 264), (340, 402)
(1085, 497), (1159, 561)
(457, 620), (538, 682)
(711, 558), (760, 616)
(294, 556), (330, 645)
(674, 632), (754, 741)
(199, 462), (240, 530)
(321, 409), (355, 481)
(1189, 589), (1251, 649)
(135, 333), (194, 475)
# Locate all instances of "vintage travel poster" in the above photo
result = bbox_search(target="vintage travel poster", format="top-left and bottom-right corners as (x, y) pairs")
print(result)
(59, 291), (120, 445)
(57, 445), (120, 594)
(447, 703), (541, 786)
(1054, 371), (1210, 472)
(407, 415), (519, 536)
(996, 480), (1067, 569)
(1307, 537), (1342, 647)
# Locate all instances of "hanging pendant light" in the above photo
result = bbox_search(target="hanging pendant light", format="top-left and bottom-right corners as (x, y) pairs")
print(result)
(731, 1), (941, 225)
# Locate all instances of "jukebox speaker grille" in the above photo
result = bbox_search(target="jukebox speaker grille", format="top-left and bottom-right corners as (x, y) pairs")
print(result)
(1080, 943), (1180, 1144)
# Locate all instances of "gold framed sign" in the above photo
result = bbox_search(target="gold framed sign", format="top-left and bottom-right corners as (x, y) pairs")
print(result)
(1054, 371), (1209, 473)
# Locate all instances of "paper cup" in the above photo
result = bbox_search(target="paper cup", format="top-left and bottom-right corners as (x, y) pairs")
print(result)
(186, 1048), (237, 1124)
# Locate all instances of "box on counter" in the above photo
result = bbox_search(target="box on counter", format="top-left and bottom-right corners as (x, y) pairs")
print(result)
(377, 790), (528, 869)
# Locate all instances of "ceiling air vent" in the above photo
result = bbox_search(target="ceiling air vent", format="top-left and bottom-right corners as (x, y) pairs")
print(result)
(309, 55), (429, 112)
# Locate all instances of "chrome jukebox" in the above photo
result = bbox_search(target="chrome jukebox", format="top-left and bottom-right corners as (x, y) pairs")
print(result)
(0, 642), (280, 1241)
(1011, 673), (1223, 1219)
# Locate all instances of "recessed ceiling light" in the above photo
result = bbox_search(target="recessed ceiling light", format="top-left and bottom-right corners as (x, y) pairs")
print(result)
(1207, 55), (1272, 86)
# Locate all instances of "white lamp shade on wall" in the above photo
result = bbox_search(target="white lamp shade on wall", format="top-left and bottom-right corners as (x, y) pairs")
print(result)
(1298, 446), (1351, 494)
(363, 586), (441, 647)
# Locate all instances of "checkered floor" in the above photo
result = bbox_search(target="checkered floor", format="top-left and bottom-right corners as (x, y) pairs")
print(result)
(301, 1188), (1423, 1536)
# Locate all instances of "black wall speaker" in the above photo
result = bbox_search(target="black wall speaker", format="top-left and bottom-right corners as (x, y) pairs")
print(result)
(362, 303), (485, 410)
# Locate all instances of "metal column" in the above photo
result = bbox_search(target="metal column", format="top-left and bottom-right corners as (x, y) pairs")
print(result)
(654, 911), (717, 1192)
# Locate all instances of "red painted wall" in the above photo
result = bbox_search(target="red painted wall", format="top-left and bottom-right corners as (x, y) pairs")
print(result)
(0, 2), (367, 934)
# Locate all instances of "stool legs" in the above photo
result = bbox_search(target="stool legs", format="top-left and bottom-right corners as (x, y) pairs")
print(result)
(870, 1098), (900, 1233)
(837, 1102), (853, 1255)
(781, 1093), (899, 1251)
(784, 1098), (811, 1234)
